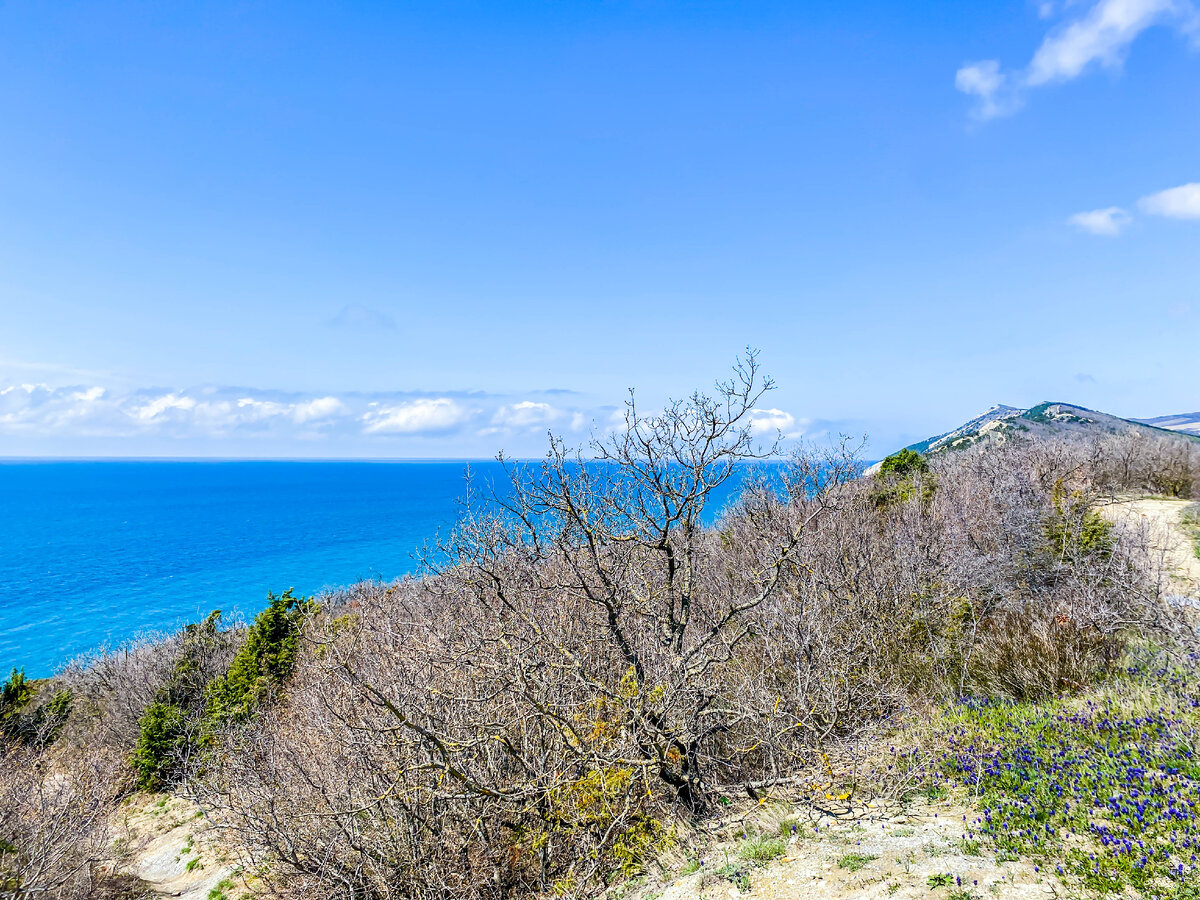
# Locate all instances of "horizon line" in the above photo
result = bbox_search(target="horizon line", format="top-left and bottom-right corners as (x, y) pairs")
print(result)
(0, 454), (801, 464)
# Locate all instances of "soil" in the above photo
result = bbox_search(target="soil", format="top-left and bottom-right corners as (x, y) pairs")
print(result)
(636, 798), (1050, 900)
(1100, 497), (1200, 592)
(108, 795), (244, 899)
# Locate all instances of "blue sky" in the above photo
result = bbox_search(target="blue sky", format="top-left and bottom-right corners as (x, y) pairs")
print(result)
(0, 0), (1196, 458)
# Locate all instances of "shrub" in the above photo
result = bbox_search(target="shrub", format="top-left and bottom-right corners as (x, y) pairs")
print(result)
(132, 593), (312, 790)
(873, 449), (934, 508)
(55, 631), (198, 761)
(0, 740), (126, 899)
(878, 448), (929, 478)
(131, 701), (187, 791)
(1149, 458), (1195, 498)
(0, 669), (32, 714)
(1, 669), (72, 745)
(1044, 480), (1113, 560)
(204, 589), (313, 731)
(132, 611), (229, 789)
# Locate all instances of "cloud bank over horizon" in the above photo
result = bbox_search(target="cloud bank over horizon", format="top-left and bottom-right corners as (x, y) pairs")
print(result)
(0, 381), (814, 458)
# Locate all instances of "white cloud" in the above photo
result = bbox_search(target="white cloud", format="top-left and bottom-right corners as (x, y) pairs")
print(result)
(1138, 182), (1200, 218)
(957, 0), (1197, 119)
(0, 382), (614, 451)
(602, 407), (632, 435)
(132, 393), (197, 421)
(293, 396), (348, 424)
(0, 383), (120, 432)
(747, 408), (806, 439)
(955, 61), (1013, 120)
(490, 400), (562, 430)
(235, 397), (289, 421)
(1028, 0), (1182, 84)
(1068, 206), (1132, 234)
(361, 398), (472, 435)
(0, 385), (471, 440)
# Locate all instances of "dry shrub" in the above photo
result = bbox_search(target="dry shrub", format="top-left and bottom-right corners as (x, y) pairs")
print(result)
(1093, 430), (1200, 499)
(966, 607), (1120, 699)
(0, 740), (126, 899)
(206, 582), (617, 899)
(197, 389), (1183, 898)
(56, 633), (189, 756)
(12, 363), (1186, 900)
(932, 439), (1163, 698)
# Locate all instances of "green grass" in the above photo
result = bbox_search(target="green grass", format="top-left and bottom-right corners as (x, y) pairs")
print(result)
(738, 834), (786, 863)
(927, 873), (953, 888)
(1183, 504), (1200, 559)
(777, 817), (804, 840)
(207, 878), (234, 900)
(695, 834), (788, 893)
(1181, 503), (1200, 527)
(958, 838), (982, 856)
(836, 852), (877, 872)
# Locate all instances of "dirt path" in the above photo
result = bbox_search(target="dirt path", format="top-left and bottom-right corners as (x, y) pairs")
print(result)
(109, 795), (244, 899)
(1100, 496), (1200, 593)
(640, 799), (1048, 900)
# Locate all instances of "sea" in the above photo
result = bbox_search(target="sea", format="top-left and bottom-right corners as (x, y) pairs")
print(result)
(0, 460), (758, 677)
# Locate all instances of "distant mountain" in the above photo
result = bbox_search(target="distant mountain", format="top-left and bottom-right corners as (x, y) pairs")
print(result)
(895, 401), (1200, 460)
(907, 404), (1025, 455)
(1131, 412), (1200, 436)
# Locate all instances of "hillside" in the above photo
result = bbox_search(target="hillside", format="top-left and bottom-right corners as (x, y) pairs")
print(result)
(903, 401), (1200, 457)
(1133, 411), (1200, 436)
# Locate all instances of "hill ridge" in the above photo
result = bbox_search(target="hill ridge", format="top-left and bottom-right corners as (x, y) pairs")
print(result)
(901, 400), (1200, 458)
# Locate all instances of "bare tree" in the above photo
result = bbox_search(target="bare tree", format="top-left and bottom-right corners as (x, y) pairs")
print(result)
(0, 740), (125, 899)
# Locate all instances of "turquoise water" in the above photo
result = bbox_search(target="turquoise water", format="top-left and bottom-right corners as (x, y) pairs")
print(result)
(1, 460), (763, 677)
(0, 461), (492, 677)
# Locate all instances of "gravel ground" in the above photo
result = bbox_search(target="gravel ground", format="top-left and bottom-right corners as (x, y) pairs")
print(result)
(647, 799), (1050, 900)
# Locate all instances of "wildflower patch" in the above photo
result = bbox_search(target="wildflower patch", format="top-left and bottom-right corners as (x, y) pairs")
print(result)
(935, 661), (1200, 897)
